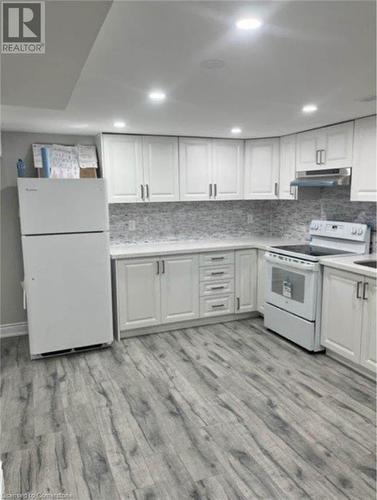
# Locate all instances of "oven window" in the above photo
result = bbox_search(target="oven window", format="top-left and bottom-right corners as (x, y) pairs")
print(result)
(271, 267), (305, 303)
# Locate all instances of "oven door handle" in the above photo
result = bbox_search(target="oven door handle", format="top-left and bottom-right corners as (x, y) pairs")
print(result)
(264, 253), (318, 272)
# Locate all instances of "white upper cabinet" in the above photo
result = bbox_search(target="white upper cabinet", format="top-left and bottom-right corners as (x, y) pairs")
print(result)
(101, 134), (179, 203)
(279, 134), (297, 200)
(351, 116), (377, 202)
(179, 138), (212, 201)
(102, 135), (144, 203)
(142, 136), (179, 202)
(212, 140), (244, 200)
(179, 138), (244, 201)
(244, 138), (279, 199)
(296, 122), (354, 172)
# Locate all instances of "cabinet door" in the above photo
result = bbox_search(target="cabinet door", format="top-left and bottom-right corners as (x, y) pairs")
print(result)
(117, 258), (161, 331)
(179, 138), (212, 201)
(160, 255), (199, 323)
(322, 122), (354, 169)
(244, 139), (279, 199)
(212, 139), (243, 200)
(279, 135), (297, 200)
(321, 268), (363, 362)
(296, 130), (322, 171)
(142, 136), (179, 202)
(102, 135), (143, 203)
(360, 278), (377, 373)
(351, 116), (377, 202)
(235, 249), (257, 313)
(257, 250), (266, 314)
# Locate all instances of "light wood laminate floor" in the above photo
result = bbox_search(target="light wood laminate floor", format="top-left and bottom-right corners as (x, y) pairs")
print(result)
(1, 317), (376, 499)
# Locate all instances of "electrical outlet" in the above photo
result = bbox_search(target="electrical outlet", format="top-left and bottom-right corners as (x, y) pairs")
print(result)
(128, 220), (136, 231)
(247, 214), (253, 224)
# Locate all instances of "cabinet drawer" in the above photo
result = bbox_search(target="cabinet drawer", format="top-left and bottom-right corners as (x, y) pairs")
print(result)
(200, 265), (234, 281)
(200, 251), (234, 267)
(200, 294), (235, 317)
(200, 279), (234, 296)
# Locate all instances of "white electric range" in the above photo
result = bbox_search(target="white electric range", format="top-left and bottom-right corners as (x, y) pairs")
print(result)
(264, 220), (371, 351)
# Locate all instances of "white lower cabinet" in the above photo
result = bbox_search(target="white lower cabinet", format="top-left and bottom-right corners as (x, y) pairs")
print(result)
(321, 267), (376, 373)
(235, 249), (257, 313)
(116, 258), (161, 330)
(117, 254), (199, 333)
(116, 247), (261, 335)
(360, 277), (377, 372)
(257, 250), (266, 314)
(160, 255), (199, 323)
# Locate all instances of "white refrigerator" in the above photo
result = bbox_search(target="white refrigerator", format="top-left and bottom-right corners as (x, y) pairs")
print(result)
(18, 178), (113, 358)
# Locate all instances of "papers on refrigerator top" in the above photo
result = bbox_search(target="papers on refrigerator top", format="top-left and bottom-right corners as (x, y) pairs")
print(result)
(32, 144), (98, 177)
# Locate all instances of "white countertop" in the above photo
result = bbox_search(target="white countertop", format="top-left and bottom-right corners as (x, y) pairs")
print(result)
(320, 253), (377, 278)
(110, 236), (303, 259)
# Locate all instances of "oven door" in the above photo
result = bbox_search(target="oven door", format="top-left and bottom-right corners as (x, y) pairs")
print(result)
(265, 252), (319, 321)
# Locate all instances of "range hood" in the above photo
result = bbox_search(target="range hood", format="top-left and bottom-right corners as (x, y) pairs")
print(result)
(291, 168), (351, 188)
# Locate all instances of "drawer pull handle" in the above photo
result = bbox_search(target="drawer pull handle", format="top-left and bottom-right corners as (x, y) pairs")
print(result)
(211, 257), (224, 261)
(211, 286), (225, 290)
(211, 271), (224, 276)
(212, 304), (225, 309)
(237, 297), (240, 310)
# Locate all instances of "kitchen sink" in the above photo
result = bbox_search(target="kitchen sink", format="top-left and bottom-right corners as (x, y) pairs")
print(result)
(354, 260), (377, 269)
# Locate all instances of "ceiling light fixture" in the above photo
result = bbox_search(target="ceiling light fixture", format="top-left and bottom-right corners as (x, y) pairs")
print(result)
(236, 18), (263, 30)
(231, 127), (242, 134)
(149, 90), (166, 102)
(113, 121), (126, 128)
(302, 104), (318, 113)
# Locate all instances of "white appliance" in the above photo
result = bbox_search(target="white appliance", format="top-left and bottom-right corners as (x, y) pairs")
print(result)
(264, 220), (370, 351)
(18, 178), (113, 358)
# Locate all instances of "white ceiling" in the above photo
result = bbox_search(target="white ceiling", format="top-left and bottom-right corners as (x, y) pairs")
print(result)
(2, 0), (376, 138)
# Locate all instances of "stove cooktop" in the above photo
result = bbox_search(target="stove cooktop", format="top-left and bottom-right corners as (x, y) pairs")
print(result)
(271, 244), (351, 258)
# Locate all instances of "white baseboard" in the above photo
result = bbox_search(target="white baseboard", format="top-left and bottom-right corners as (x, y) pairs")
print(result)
(0, 322), (28, 339)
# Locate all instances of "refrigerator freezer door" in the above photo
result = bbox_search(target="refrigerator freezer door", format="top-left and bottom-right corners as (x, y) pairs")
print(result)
(22, 232), (113, 356)
(17, 178), (109, 235)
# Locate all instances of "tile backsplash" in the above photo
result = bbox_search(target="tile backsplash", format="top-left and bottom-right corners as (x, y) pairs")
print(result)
(109, 187), (376, 250)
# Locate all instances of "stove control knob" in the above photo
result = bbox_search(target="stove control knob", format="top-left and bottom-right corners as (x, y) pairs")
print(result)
(357, 228), (364, 235)
(351, 227), (357, 235)
(311, 223), (319, 230)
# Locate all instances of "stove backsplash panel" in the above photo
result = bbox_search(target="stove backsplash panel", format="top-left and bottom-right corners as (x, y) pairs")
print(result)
(109, 187), (376, 251)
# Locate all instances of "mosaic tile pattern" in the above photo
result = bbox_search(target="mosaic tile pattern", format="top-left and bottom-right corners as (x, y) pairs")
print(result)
(109, 187), (376, 250)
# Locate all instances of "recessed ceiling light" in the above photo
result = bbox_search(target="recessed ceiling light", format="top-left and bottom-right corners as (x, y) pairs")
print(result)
(302, 104), (318, 113)
(231, 127), (242, 134)
(113, 121), (126, 128)
(149, 90), (166, 102)
(236, 18), (263, 30)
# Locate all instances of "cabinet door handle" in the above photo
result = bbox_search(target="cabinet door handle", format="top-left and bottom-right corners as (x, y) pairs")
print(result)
(23, 289), (27, 310)
(214, 183), (217, 198)
(161, 260), (165, 274)
(316, 150), (320, 165)
(212, 304), (225, 309)
(237, 297), (240, 310)
(274, 182), (279, 197)
(156, 261), (160, 275)
(356, 281), (362, 299)
(140, 184), (145, 201)
(211, 285), (225, 290)
(211, 257), (224, 261)
(211, 271), (224, 276)
(209, 184), (213, 198)
(145, 184), (149, 200)
(363, 282), (368, 300)
(320, 149), (326, 165)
